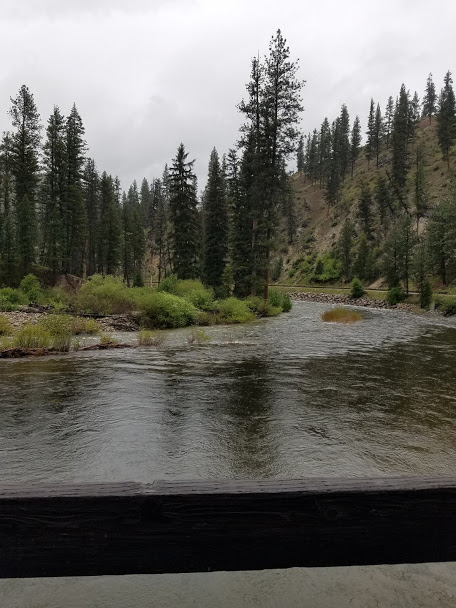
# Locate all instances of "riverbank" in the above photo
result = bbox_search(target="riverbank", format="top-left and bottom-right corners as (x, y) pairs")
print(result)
(1, 308), (139, 332)
(290, 291), (415, 312)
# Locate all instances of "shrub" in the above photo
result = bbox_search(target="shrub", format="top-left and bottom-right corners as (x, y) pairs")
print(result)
(311, 254), (342, 283)
(19, 274), (43, 303)
(268, 288), (284, 309)
(12, 324), (51, 349)
(187, 328), (211, 344)
(0, 315), (12, 335)
(0, 287), (28, 311)
(215, 297), (255, 324)
(69, 317), (100, 335)
(281, 293), (293, 312)
(322, 308), (362, 323)
(137, 330), (166, 346)
(386, 286), (406, 306)
(257, 300), (282, 317)
(100, 333), (118, 345)
(139, 291), (198, 328)
(437, 296), (456, 316)
(350, 277), (365, 299)
(419, 280), (433, 310)
(159, 276), (214, 310)
(75, 275), (133, 315)
(50, 331), (72, 352)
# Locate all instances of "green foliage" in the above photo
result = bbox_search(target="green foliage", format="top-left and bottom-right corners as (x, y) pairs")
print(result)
(12, 324), (51, 349)
(19, 274), (42, 303)
(435, 296), (456, 316)
(220, 264), (234, 298)
(268, 288), (284, 308)
(0, 287), (28, 311)
(350, 277), (365, 299)
(100, 333), (118, 345)
(270, 257), (283, 282)
(158, 275), (214, 310)
(420, 280), (433, 310)
(215, 297), (255, 324)
(311, 254), (342, 282)
(75, 275), (133, 315)
(386, 286), (406, 306)
(139, 291), (198, 329)
(281, 293), (292, 312)
(38, 314), (100, 336)
(0, 315), (12, 335)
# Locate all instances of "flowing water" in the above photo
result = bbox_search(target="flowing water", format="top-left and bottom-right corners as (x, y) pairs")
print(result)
(2, 302), (456, 607)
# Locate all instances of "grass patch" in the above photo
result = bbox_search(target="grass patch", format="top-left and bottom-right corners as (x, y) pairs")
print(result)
(12, 324), (52, 349)
(215, 298), (255, 324)
(0, 315), (12, 335)
(100, 333), (118, 345)
(322, 308), (362, 324)
(137, 330), (166, 346)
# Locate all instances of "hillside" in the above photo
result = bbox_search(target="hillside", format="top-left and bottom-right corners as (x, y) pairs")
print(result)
(275, 117), (456, 289)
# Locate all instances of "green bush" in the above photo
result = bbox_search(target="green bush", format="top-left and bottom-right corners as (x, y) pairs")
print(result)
(159, 275), (214, 310)
(436, 296), (456, 316)
(137, 330), (166, 346)
(312, 254), (342, 283)
(215, 298), (255, 324)
(38, 314), (100, 336)
(12, 324), (51, 349)
(268, 288), (284, 309)
(19, 274), (43, 303)
(386, 286), (406, 306)
(281, 293), (293, 312)
(139, 291), (198, 328)
(0, 315), (12, 335)
(350, 277), (365, 299)
(0, 287), (28, 311)
(420, 280), (433, 310)
(75, 275), (134, 315)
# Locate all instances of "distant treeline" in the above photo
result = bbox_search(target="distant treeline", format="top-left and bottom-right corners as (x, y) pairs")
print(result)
(0, 29), (303, 299)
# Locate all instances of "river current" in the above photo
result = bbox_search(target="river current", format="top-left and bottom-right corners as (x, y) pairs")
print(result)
(2, 302), (456, 607)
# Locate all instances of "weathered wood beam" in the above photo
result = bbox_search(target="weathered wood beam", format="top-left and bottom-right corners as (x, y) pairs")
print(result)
(1, 477), (456, 578)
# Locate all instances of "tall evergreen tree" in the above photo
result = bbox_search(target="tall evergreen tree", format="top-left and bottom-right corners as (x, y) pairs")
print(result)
(338, 104), (351, 180)
(8, 85), (41, 276)
(169, 143), (200, 279)
(83, 158), (100, 277)
(337, 218), (354, 280)
(414, 145), (428, 234)
(350, 115), (361, 177)
(373, 103), (383, 169)
(385, 96), (394, 148)
(140, 177), (151, 228)
(203, 148), (228, 289)
(357, 181), (373, 239)
(366, 98), (375, 167)
(391, 84), (410, 201)
(0, 133), (17, 284)
(422, 73), (437, 124)
(41, 106), (66, 278)
(98, 172), (121, 275)
(437, 71), (456, 168)
(296, 134), (304, 172)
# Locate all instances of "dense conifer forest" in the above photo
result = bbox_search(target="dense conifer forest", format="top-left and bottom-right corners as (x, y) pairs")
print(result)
(1, 29), (456, 310)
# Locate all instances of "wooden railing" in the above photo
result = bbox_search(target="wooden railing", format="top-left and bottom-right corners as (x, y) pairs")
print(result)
(1, 477), (456, 578)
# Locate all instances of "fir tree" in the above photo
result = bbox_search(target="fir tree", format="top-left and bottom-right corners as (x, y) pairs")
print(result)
(391, 84), (410, 201)
(83, 159), (100, 277)
(337, 218), (354, 280)
(338, 104), (351, 180)
(0, 133), (16, 284)
(350, 115), (361, 177)
(437, 71), (456, 168)
(366, 98), (375, 167)
(169, 143), (200, 279)
(374, 175), (394, 229)
(8, 85), (41, 276)
(357, 181), (373, 239)
(373, 103), (383, 169)
(422, 73), (437, 125)
(140, 177), (151, 228)
(296, 134), (304, 172)
(98, 172), (121, 275)
(414, 145), (428, 234)
(385, 96), (394, 148)
(203, 148), (228, 290)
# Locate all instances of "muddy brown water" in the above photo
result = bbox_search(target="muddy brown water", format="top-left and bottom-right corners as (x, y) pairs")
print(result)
(2, 302), (456, 607)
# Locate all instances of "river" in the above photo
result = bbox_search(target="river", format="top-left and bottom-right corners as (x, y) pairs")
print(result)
(1, 302), (456, 607)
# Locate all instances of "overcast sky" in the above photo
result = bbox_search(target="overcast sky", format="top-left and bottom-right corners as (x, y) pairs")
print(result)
(0, 0), (454, 190)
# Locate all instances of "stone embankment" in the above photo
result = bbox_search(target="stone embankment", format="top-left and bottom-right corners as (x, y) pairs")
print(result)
(0, 308), (140, 332)
(290, 291), (414, 312)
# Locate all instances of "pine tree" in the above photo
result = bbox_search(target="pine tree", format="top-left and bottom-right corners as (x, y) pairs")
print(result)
(426, 197), (456, 285)
(83, 159), (100, 277)
(437, 71), (456, 168)
(41, 106), (66, 278)
(373, 103), (383, 169)
(338, 104), (351, 180)
(203, 148), (228, 290)
(169, 143), (200, 279)
(319, 118), (331, 187)
(366, 98), (375, 167)
(154, 178), (168, 284)
(296, 134), (304, 172)
(0, 133), (17, 284)
(358, 181), (373, 239)
(385, 96), (394, 148)
(98, 172), (121, 275)
(65, 104), (87, 274)
(422, 73), (437, 125)
(337, 218), (354, 280)
(140, 177), (151, 228)
(123, 181), (145, 284)
(391, 84), (410, 202)
(8, 85), (41, 276)
(414, 145), (428, 234)
(375, 175), (394, 229)
(350, 115), (361, 177)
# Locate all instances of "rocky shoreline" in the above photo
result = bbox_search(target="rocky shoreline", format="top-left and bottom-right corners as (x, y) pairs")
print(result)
(289, 291), (415, 312)
(1, 308), (140, 332)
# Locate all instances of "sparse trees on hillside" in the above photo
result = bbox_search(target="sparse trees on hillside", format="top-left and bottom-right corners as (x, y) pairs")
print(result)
(422, 73), (437, 124)
(437, 71), (456, 168)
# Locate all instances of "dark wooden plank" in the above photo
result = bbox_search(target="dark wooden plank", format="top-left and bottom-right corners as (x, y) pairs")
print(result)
(1, 477), (456, 578)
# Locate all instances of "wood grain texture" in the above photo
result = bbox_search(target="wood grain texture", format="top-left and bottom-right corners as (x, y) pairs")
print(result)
(1, 477), (456, 578)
